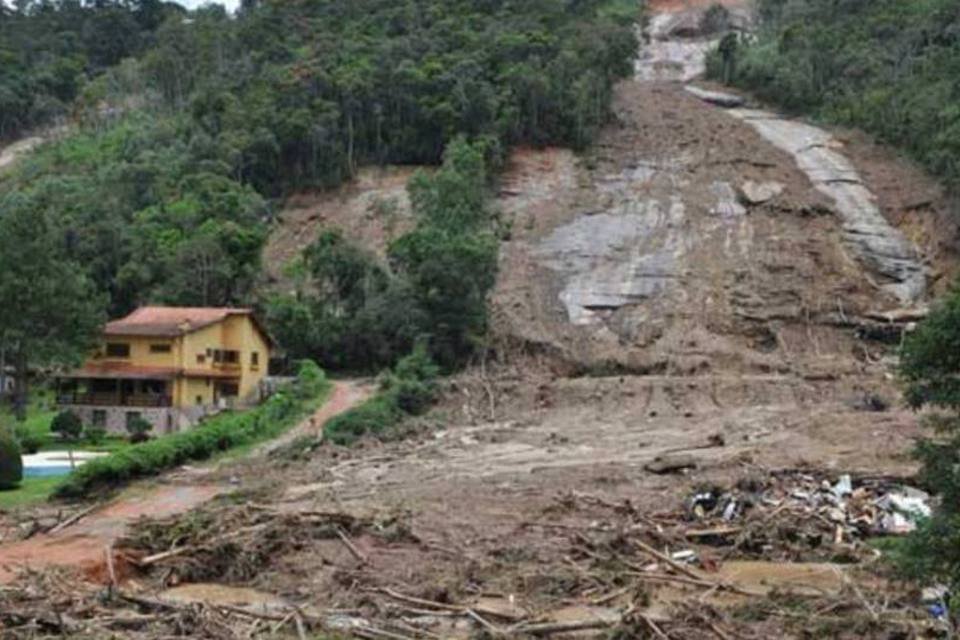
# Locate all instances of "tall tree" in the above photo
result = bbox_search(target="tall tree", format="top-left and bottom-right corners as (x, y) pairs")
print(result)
(897, 288), (960, 603)
(0, 194), (105, 417)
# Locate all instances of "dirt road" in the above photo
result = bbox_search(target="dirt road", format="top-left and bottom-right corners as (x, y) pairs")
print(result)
(0, 380), (367, 583)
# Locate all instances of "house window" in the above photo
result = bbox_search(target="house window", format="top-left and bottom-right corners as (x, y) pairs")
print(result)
(106, 343), (130, 358)
(150, 343), (171, 353)
(220, 383), (239, 397)
(212, 349), (239, 364)
(250, 352), (259, 369)
(195, 395), (203, 405)
(125, 411), (142, 428)
(197, 354), (206, 364)
(92, 410), (107, 427)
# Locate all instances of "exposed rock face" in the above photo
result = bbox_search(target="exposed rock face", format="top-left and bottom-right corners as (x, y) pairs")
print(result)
(729, 109), (926, 303)
(491, 4), (932, 375)
(535, 201), (687, 327)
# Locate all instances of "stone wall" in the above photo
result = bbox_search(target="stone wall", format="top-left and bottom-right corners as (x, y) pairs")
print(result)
(65, 404), (222, 436)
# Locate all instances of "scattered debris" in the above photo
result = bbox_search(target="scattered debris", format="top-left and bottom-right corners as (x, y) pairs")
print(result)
(681, 470), (933, 553)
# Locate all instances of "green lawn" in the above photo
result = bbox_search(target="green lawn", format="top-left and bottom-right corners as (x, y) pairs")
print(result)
(0, 476), (61, 509)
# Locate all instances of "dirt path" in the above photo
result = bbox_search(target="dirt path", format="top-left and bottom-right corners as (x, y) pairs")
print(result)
(0, 380), (367, 583)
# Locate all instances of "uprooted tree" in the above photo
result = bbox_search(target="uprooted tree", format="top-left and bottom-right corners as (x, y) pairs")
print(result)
(898, 286), (960, 602)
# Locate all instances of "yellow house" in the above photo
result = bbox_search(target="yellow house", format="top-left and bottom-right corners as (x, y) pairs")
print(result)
(57, 307), (272, 434)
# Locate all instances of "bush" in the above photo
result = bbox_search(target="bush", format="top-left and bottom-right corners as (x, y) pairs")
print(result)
(54, 362), (329, 499)
(295, 359), (327, 400)
(51, 410), (83, 441)
(125, 417), (153, 444)
(84, 426), (106, 446)
(14, 425), (43, 454)
(386, 345), (439, 415)
(0, 430), (23, 490)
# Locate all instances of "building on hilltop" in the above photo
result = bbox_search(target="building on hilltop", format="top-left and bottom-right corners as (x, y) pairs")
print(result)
(56, 307), (273, 434)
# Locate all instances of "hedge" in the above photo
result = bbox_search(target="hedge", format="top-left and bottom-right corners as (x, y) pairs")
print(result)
(54, 361), (329, 499)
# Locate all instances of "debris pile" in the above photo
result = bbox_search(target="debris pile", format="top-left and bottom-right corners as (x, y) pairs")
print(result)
(680, 471), (932, 559)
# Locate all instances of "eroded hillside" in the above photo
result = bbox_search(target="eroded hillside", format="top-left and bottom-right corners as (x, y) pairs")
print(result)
(3, 0), (958, 637)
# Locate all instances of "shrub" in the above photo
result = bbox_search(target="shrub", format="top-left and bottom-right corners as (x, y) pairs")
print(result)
(84, 426), (106, 446)
(51, 410), (83, 441)
(125, 417), (153, 444)
(295, 359), (327, 399)
(14, 425), (43, 454)
(386, 345), (439, 415)
(0, 430), (23, 490)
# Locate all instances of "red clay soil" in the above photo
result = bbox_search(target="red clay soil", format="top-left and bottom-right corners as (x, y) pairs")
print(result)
(0, 381), (366, 584)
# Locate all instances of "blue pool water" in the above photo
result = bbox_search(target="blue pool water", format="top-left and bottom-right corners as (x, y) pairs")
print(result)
(23, 465), (74, 478)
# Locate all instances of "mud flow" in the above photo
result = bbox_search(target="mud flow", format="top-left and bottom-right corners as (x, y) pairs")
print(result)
(0, 0), (955, 638)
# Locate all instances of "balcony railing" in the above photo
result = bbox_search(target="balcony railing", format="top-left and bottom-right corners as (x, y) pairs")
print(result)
(58, 393), (172, 408)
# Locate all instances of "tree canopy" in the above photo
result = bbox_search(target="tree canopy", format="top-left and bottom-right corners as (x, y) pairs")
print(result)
(0, 0), (637, 374)
(710, 0), (960, 188)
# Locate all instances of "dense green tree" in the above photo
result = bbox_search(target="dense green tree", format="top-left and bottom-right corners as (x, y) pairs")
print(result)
(897, 288), (960, 607)
(0, 197), (105, 417)
(1, 0), (637, 374)
(710, 0), (960, 188)
(0, 0), (182, 140)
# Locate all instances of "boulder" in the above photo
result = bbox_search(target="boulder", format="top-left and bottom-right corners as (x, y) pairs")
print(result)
(738, 180), (784, 205)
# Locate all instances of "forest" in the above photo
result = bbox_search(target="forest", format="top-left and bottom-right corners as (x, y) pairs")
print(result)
(0, 0), (638, 380)
(710, 0), (960, 188)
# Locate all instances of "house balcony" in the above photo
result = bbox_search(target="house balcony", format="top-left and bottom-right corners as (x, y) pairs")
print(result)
(57, 392), (173, 408)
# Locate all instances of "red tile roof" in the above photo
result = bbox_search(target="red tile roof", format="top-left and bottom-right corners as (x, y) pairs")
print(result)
(104, 306), (254, 338)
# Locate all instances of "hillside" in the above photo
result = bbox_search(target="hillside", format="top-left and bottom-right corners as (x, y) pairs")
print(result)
(3, 0), (960, 638)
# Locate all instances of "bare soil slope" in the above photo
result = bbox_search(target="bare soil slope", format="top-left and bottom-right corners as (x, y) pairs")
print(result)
(3, 1), (957, 638)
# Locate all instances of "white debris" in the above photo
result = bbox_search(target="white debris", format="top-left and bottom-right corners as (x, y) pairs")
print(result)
(832, 474), (853, 499)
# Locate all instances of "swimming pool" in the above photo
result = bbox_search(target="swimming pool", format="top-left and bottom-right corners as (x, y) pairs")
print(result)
(23, 464), (74, 478)
(21, 450), (107, 479)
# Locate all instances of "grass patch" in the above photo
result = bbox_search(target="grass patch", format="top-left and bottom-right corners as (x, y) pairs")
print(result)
(0, 476), (61, 509)
(53, 361), (330, 500)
